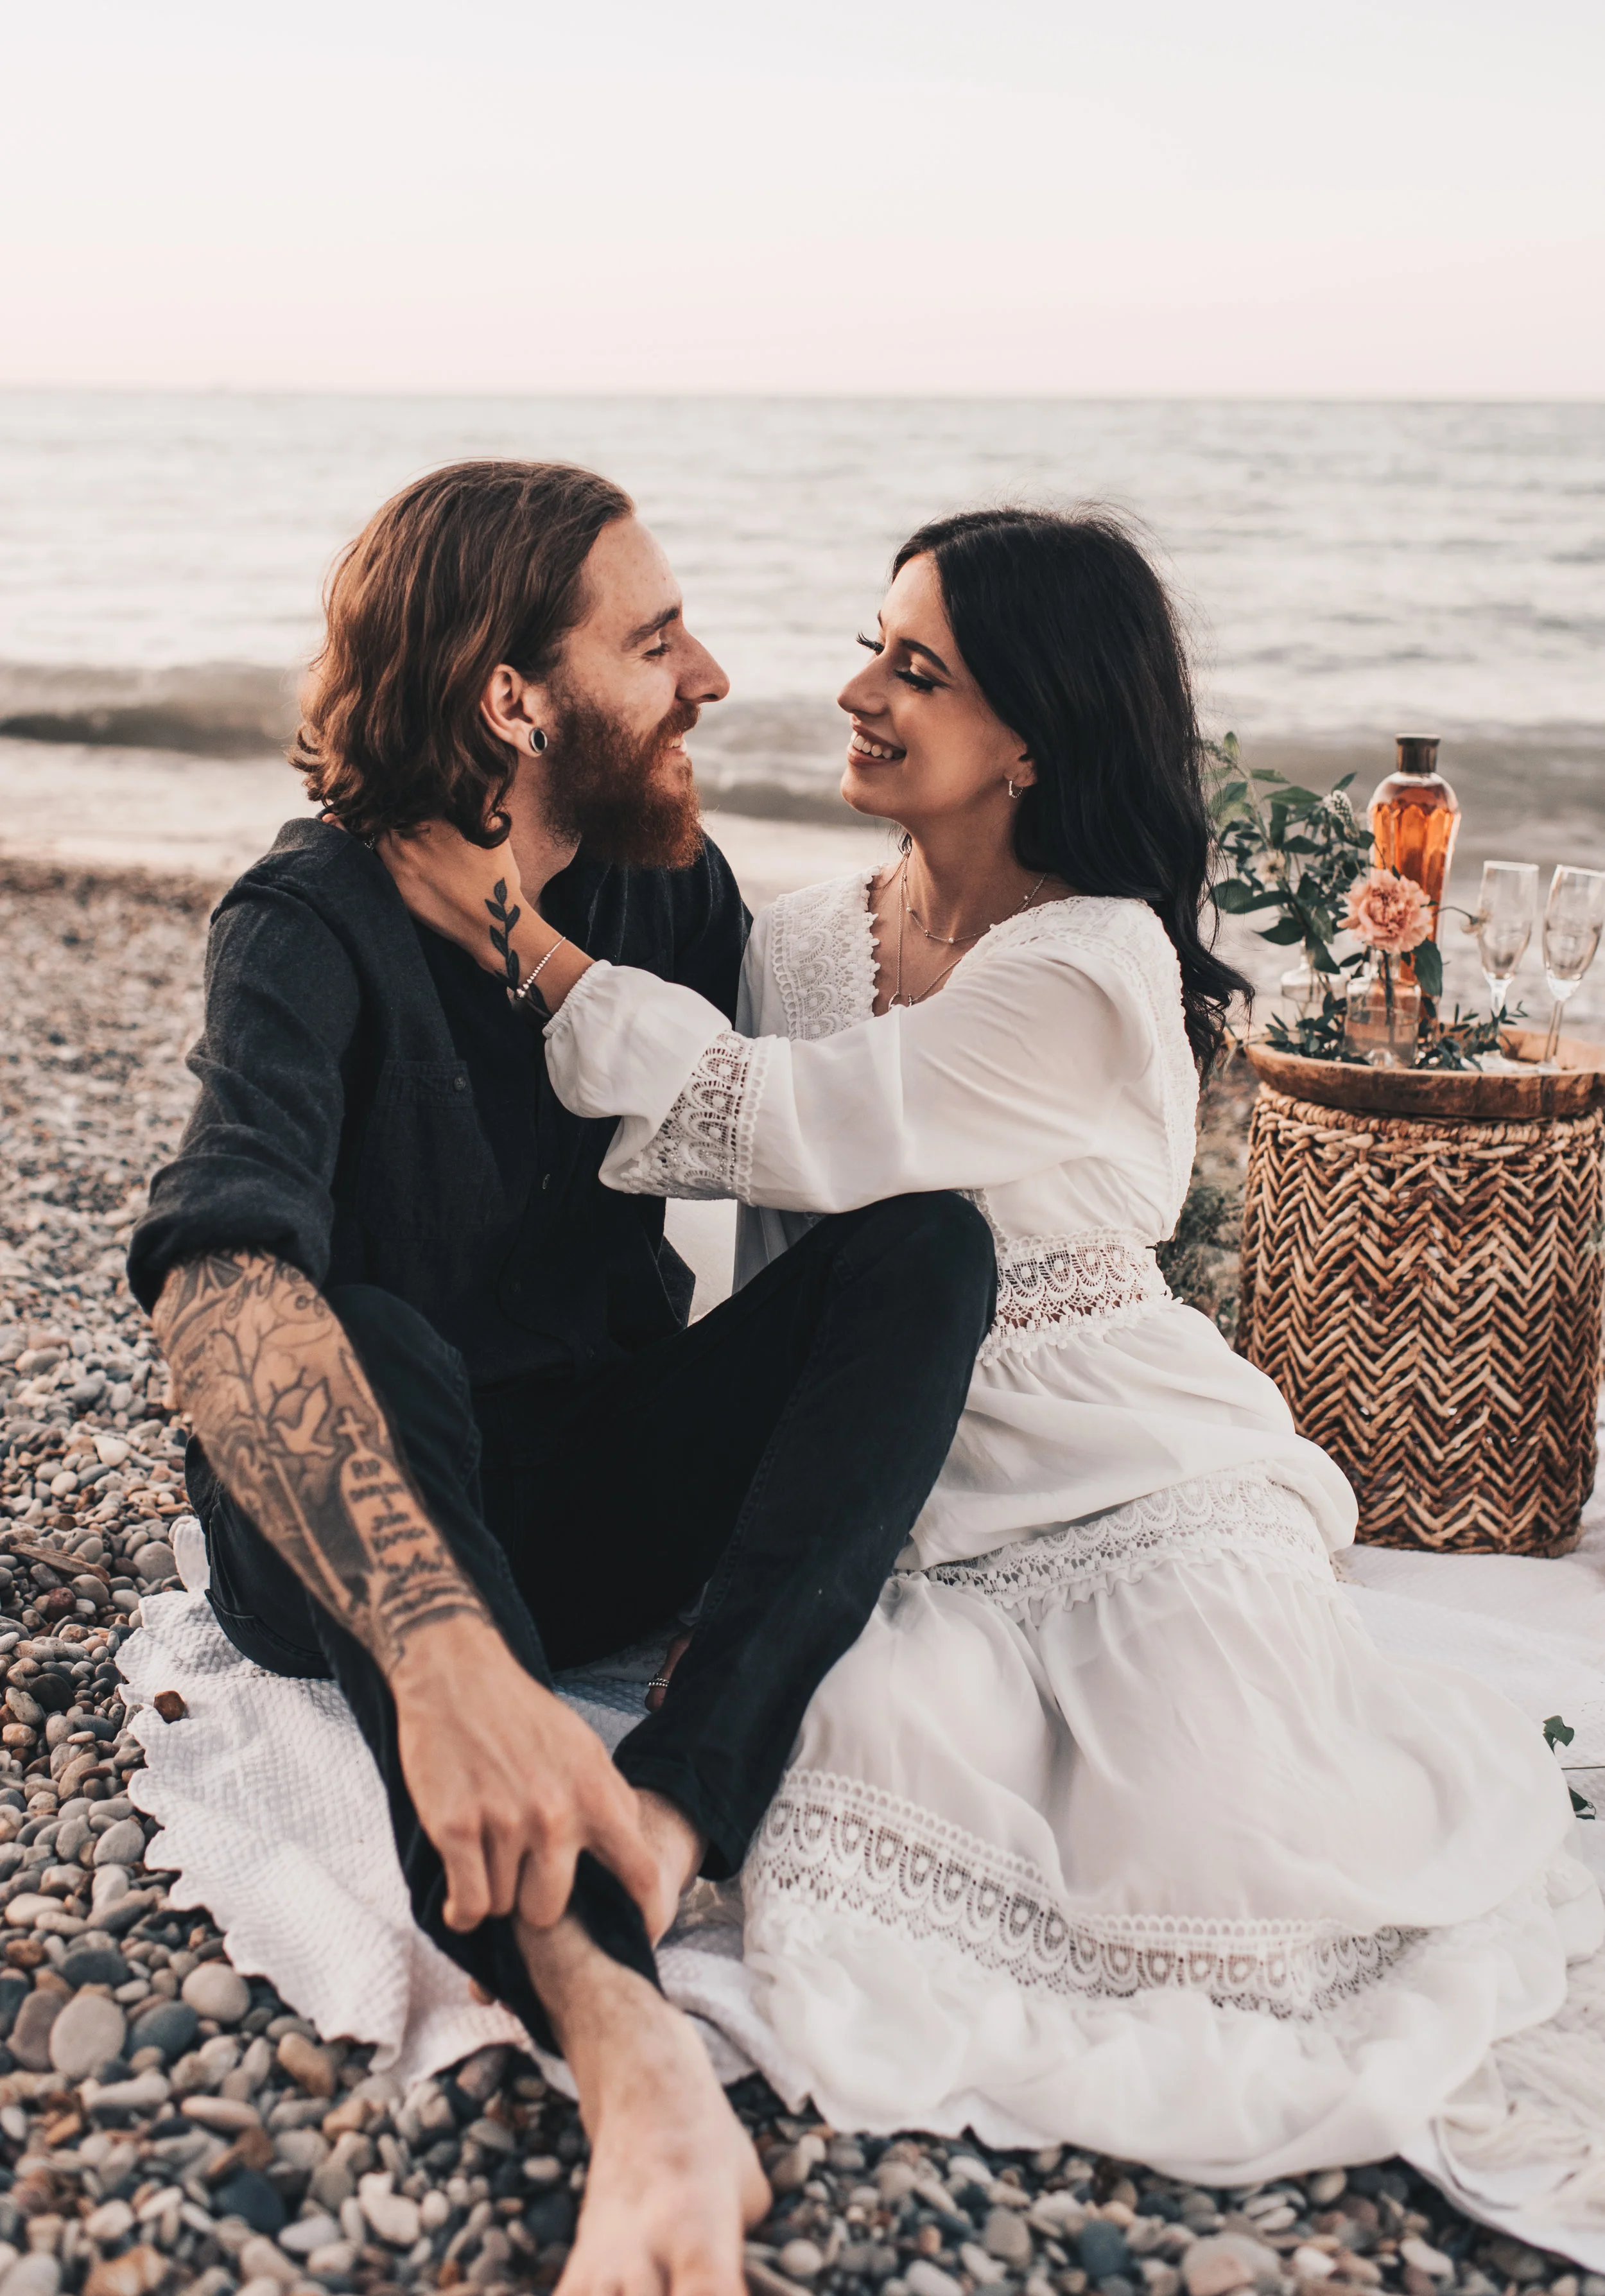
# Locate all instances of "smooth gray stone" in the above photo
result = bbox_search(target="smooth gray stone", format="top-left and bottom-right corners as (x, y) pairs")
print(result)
(60, 1944), (130, 1990)
(0, 2256), (62, 2296)
(128, 1996), (200, 2062)
(92, 1818), (145, 1867)
(8, 1988), (64, 2073)
(49, 1990), (126, 2080)
(181, 1961), (250, 2024)
(1078, 2224), (1132, 2279)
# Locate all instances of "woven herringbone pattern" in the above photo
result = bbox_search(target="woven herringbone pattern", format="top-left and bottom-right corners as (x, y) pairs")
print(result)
(1238, 1088), (1604, 1553)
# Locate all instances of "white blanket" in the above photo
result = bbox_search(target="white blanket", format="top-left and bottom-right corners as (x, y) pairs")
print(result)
(119, 1483), (1605, 2267)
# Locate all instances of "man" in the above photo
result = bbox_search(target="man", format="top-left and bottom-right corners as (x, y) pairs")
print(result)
(128, 460), (995, 2296)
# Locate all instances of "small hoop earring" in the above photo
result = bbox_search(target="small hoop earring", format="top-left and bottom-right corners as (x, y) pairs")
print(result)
(529, 727), (548, 754)
(1007, 779), (1019, 798)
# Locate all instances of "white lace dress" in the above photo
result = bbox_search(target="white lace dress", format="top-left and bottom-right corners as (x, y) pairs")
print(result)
(543, 872), (1602, 2182)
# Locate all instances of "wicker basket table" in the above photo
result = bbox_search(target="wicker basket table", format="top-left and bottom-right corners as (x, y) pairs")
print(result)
(1237, 1034), (1605, 1554)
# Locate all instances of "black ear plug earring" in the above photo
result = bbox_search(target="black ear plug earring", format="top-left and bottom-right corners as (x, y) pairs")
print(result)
(529, 728), (548, 753)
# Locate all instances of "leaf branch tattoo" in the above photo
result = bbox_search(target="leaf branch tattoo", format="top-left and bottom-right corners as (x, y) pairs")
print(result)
(153, 1251), (491, 1676)
(485, 880), (521, 994)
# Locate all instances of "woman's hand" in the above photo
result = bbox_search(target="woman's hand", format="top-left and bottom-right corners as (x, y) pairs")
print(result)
(377, 822), (533, 979)
(377, 820), (594, 1011)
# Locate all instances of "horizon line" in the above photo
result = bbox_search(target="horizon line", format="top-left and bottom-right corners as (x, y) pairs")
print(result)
(3, 383), (1603, 410)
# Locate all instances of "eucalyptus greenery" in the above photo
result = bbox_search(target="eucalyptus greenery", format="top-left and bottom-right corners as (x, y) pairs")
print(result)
(1263, 999), (1518, 1071)
(1207, 735), (1448, 988)
(1206, 735), (1480, 1061)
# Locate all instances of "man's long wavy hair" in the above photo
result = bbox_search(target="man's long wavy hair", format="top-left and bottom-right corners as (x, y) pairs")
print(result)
(292, 460), (633, 848)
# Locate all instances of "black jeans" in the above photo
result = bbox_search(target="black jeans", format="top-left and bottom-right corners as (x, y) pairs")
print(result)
(190, 1193), (995, 2054)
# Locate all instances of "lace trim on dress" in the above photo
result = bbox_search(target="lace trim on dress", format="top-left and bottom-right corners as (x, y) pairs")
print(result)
(768, 869), (880, 1042)
(746, 1770), (1423, 2019)
(915, 1471), (1335, 1617)
(608, 1032), (772, 1201)
(978, 1228), (1173, 1362)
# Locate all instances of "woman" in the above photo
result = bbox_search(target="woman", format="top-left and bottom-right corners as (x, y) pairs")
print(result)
(394, 509), (1602, 2186)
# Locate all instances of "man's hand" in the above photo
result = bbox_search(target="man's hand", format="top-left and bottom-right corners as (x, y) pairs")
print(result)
(392, 1614), (664, 1933)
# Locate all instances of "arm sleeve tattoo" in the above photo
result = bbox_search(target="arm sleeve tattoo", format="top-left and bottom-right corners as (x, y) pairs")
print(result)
(153, 1251), (490, 1676)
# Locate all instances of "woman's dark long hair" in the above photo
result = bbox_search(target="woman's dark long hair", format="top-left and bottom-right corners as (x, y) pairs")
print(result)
(892, 507), (1250, 1069)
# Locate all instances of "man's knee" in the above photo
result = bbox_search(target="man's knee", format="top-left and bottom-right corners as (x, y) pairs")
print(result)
(850, 1192), (996, 1331)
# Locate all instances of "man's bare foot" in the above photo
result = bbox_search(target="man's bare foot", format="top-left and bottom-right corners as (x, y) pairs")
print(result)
(634, 1787), (707, 1942)
(521, 1918), (769, 2296)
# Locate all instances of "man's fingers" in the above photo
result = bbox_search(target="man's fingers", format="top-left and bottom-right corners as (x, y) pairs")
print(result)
(481, 1824), (526, 1922)
(516, 1831), (579, 1932)
(586, 1794), (669, 1925)
(440, 1831), (492, 1933)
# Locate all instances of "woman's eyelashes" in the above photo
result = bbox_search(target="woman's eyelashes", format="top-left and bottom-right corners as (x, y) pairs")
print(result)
(855, 632), (937, 693)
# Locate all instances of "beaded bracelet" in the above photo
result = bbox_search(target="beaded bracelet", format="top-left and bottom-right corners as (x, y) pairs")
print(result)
(507, 936), (569, 1017)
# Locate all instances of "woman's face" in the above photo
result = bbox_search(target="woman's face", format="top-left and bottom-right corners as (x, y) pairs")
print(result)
(836, 553), (1032, 837)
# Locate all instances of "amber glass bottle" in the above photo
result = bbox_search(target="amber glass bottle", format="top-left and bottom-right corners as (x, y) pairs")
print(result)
(1369, 737), (1460, 976)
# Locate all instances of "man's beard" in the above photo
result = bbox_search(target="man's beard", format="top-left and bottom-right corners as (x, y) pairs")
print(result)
(541, 693), (705, 871)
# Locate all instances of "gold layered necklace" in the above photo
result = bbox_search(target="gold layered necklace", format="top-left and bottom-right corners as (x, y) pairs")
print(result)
(889, 856), (1050, 1008)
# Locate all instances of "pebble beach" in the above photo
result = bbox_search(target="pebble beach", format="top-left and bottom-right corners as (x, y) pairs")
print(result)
(0, 852), (1598, 2296)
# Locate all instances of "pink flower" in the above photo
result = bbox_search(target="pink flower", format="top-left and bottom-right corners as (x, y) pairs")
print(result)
(1343, 867), (1433, 955)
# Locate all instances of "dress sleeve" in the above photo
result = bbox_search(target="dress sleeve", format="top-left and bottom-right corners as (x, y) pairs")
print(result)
(541, 936), (1156, 1212)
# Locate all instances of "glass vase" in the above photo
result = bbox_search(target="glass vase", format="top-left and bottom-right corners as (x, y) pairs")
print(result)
(1279, 953), (1328, 1024)
(1343, 958), (1421, 1068)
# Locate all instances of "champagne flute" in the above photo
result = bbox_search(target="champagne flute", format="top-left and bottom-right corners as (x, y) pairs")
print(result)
(1540, 865), (1605, 1064)
(1475, 861), (1537, 1025)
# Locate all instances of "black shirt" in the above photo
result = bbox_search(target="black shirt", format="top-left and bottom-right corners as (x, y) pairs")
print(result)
(128, 817), (748, 1384)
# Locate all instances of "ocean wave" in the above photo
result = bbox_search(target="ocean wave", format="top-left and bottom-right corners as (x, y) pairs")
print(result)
(0, 663), (295, 758)
(0, 666), (856, 809)
(4, 662), (1602, 846)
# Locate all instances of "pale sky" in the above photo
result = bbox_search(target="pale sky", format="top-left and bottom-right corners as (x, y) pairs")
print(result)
(2, 0), (1601, 397)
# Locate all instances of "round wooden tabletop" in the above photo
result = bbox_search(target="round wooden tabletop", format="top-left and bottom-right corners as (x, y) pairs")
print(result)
(1245, 1027), (1605, 1121)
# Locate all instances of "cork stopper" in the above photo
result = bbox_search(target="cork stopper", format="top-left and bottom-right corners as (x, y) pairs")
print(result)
(1394, 736), (1441, 775)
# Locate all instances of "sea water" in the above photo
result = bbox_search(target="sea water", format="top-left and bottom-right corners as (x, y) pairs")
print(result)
(1, 392), (1602, 858)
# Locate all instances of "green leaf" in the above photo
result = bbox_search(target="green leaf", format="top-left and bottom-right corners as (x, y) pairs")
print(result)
(1258, 917), (1309, 946)
(1413, 940), (1444, 998)
(1213, 881), (1283, 913)
(1251, 769), (1287, 784)
(1545, 1714), (1576, 1750)
(1272, 787), (1323, 811)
